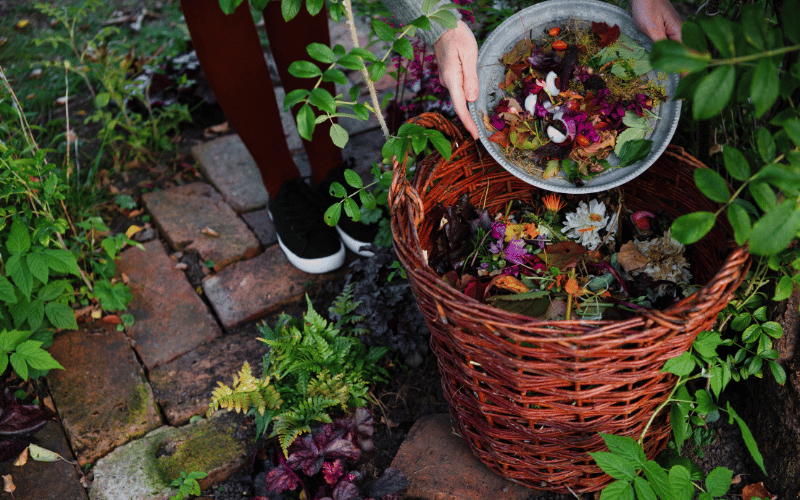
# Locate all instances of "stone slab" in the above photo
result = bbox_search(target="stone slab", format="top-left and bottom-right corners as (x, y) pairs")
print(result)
(390, 414), (533, 500)
(89, 411), (254, 500)
(201, 244), (346, 329)
(47, 323), (162, 466)
(191, 134), (269, 213)
(240, 208), (277, 247)
(149, 324), (268, 426)
(116, 239), (222, 370)
(0, 421), (88, 500)
(142, 182), (260, 271)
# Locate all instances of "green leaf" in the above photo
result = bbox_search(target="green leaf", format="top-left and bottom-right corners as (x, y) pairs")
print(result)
(674, 71), (704, 100)
(281, 0), (301, 21)
(283, 89), (310, 110)
(95, 92), (111, 108)
(45, 302), (77, 330)
(774, 275), (794, 301)
(599, 433), (646, 468)
(10, 352), (28, 380)
(93, 280), (132, 312)
(651, 40), (711, 73)
(0, 275), (17, 304)
(352, 103), (369, 120)
(14, 340), (64, 370)
(693, 66), (735, 120)
(322, 68), (347, 85)
(727, 202), (752, 246)
(782, 118), (800, 150)
(27, 299), (44, 330)
(323, 203), (342, 227)
(305, 0), (323, 16)
(372, 20), (396, 42)
(662, 351), (695, 376)
(617, 139), (652, 167)
(742, 324), (762, 344)
(761, 321), (783, 339)
(727, 403), (767, 475)
(704, 467), (733, 497)
(296, 104), (316, 141)
(343, 169), (363, 189)
(329, 123), (349, 148)
(0, 353), (7, 377)
(288, 60), (322, 79)
(7, 218), (31, 255)
(589, 451), (637, 480)
(336, 54), (363, 71)
(343, 198), (360, 222)
(671, 212), (716, 244)
(7, 255), (33, 300)
(26, 253), (48, 285)
(722, 146), (751, 181)
(410, 16), (431, 30)
(643, 461), (673, 500)
(693, 331), (722, 359)
(38, 280), (68, 302)
(694, 168), (730, 203)
(350, 48), (379, 62)
(669, 465), (694, 500)
(429, 10), (458, 29)
(670, 402), (688, 450)
(783, 0), (800, 43)
(751, 58), (780, 118)
(328, 181), (347, 199)
(368, 61), (387, 82)
(681, 21), (707, 52)
(756, 128), (776, 163)
(600, 480), (634, 500)
(769, 360), (787, 384)
(310, 88), (336, 114)
(695, 389), (718, 414)
(633, 477), (658, 500)
(748, 181), (777, 212)
(42, 249), (81, 276)
(392, 37), (414, 60)
(428, 132), (452, 160)
(699, 16), (736, 57)
(749, 200), (800, 255)
(359, 190), (377, 210)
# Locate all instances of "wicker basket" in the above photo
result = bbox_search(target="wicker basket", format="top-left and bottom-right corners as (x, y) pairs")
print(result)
(389, 113), (750, 493)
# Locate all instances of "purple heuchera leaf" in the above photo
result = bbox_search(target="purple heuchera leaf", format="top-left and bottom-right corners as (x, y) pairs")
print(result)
(264, 464), (299, 494)
(0, 388), (56, 462)
(558, 46), (579, 92)
(332, 480), (362, 500)
(323, 459), (346, 486)
(286, 429), (361, 476)
(363, 467), (411, 498)
(527, 45), (563, 73)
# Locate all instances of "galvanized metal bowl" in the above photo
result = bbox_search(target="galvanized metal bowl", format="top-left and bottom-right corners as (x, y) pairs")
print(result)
(468, 0), (681, 194)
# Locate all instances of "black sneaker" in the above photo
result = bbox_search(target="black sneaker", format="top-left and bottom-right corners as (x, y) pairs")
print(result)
(324, 166), (381, 257)
(268, 178), (345, 274)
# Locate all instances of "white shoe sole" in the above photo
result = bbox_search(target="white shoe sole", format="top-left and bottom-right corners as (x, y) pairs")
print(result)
(268, 209), (346, 274)
(336, 226), (375, 257)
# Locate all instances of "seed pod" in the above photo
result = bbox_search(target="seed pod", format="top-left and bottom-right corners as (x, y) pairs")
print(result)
(552, 40), (568, 51)
(548, 27), (561, 37)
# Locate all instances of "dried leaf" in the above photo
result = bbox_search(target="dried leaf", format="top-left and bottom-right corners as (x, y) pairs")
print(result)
(121, 272), (130, 285)
(14, 447), (28, 466)
(2, 474), (14, 494)
(541, 241), (585, 270)
(29, 68), (43, 79)
(592, 21), (621, 47)
(91, 309), (102, 319)
(14, 19), (30, 30)
(201, 227), (220, 237)
(617, 241), (649, 273)
(125, 224), (143, 238)
(489, 275), (530, 294)
(102, 315), (122, 325)
(742, 482), (776, 500)
(174, 262), (189, 270)
(565, 277), (581, 295)
(501, 39), (533, 65)
(28, 444), (63, 463)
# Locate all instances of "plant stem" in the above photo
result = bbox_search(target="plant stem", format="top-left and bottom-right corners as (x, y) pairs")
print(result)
(710, 44), (800, 67)
(638, 377), (682, 445)
(342, 0), (390, 139)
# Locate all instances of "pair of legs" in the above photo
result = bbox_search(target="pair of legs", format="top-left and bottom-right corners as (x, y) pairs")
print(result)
(180, 0), (341, 198)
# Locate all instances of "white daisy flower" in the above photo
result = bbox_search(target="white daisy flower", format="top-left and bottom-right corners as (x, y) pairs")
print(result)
(561, 199), (611, 250)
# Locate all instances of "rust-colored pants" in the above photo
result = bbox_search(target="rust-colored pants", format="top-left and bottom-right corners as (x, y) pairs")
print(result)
(180, 0), (342, 197)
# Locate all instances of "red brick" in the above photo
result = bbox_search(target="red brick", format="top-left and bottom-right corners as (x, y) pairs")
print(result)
(46, 323), (162, 466)
(117, 239), (221, 369)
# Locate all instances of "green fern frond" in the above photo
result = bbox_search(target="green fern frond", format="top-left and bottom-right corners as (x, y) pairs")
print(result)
(307, 371), (350, 410)
(207, 362), (282, 417)
(272, 396), (337, 455)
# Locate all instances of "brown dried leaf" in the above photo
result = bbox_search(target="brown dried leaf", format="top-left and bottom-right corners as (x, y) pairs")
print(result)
(541, 241), (585, 270)
(617, 241), (649, 273)
(201, 227), (220, 237)
(487, 275), (530, 294)
(14, 447), (28, 466)
(2, 474), (14, 493)
(742, 482), (776, 500)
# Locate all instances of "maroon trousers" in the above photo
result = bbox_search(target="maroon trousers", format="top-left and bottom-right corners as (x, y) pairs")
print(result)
(180, 0), (342, 197)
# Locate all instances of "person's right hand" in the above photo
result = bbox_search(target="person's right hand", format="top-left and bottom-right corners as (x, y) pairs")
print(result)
(631, 0), (683, 42)
(433, 20), (480, 139)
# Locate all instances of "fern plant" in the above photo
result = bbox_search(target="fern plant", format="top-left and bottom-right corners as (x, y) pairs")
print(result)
(208, 295), (389, 455)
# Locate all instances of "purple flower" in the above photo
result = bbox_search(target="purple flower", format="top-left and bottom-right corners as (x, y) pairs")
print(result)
(489, 240), (504, 254)
(491, 221), (506, 239)
(489, 114), (505, 131)
(504, 239), (528, 265)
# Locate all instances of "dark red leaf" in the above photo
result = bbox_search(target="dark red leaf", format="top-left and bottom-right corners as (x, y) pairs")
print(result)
(263, 464), (299, 494)
(592, 21), (621, 47)
(364, 467), (410, 498)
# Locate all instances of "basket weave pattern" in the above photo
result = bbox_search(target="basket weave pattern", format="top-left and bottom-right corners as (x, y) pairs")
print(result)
(389, 114), (750, 493)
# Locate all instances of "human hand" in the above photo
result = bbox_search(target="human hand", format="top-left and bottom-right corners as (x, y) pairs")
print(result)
(433, 20), (480, 139)
(631, 0), (683, 42)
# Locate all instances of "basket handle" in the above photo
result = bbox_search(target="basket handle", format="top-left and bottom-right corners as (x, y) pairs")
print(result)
(389, 112), (467, 227)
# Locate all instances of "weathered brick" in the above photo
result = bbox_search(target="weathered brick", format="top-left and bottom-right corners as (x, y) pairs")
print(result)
(116, 239), (221, 369)
(240, 208), (277, 247)
(191, 134), (269, 214)
(149, 324), (267, 426)
(390, 414), (532, 500)
(142, 182), (260, 271)
(47, 323), (162, 466)
(201, 244), (346, 329)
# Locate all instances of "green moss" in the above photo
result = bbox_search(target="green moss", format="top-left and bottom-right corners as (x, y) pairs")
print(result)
(154, 418), (241, 483)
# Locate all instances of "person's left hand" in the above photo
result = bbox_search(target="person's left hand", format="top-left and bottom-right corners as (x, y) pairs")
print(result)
(434, 20), (480, 139)
(631, 0), (683, 42)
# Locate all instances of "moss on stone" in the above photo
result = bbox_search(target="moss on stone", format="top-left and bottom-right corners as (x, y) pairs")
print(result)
(154, 417), (241, 483)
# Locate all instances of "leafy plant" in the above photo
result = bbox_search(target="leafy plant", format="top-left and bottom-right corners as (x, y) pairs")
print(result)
(168, 470), (208, 500)
(0, 329), (64, 382)
(0, 388), (56, 462)
(590, 433), (735, 500)
(252, 408), (409, 500)
(209, 296), (389, 454)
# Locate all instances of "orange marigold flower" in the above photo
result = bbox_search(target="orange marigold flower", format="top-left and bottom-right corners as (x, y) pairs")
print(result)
(524, 223), (540, 239)
(542, 194), (566, 213)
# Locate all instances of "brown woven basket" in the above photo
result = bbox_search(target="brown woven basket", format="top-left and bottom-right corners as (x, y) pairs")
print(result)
(389, 113), (750, 493)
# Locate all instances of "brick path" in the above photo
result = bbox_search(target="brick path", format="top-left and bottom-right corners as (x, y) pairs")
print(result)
(0, 19), (553, 500)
